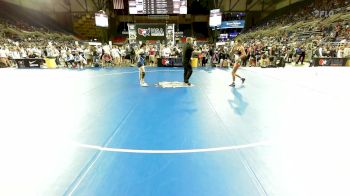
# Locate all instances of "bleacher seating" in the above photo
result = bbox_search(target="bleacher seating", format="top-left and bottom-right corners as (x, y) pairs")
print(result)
(72, 13), (104, 40)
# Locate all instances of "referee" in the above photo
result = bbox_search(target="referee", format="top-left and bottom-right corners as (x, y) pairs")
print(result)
(182, 37), (194, 86)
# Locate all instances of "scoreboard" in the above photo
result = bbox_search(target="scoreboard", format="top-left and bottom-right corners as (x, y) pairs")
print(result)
(129, 0), (187, 14)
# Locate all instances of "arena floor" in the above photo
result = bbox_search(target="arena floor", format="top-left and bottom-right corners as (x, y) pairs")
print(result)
(0, 67), (349, 196)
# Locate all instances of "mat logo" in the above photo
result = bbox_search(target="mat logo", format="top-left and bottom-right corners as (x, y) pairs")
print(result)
(138, 28), (150, 37)
(319, 59), (328, 66)
(138, 28), (164, 37)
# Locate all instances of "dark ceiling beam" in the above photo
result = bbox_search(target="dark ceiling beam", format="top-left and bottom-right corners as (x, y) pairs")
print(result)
(229, 0), (240, 11)
(100, 0), (109, 10)
(97, 0), (103, 9)
(262, 0), (264, 11)
(75, 0), (88, 11)
(214, 0), (222, 9)
(218, 0), (225, 9)
(247, 0), (261, 11)
(58, 0), (70, 12)
(91, 0), (99, 10)
(262, 0), (277, 11)
(84, 0), (88, 11)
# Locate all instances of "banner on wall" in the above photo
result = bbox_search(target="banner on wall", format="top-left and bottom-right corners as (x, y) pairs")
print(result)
(175, 32), (184, 38)
(166, 24), (175, 46)
(314, 58), (349, 66)
(229, 32), (239, 38)
(135, 24), (166, 41)
(218, 20), (245, 29)
(128, 24), (174, 44)
(219, 34), (228, 39)
(128, 24), (137, 44)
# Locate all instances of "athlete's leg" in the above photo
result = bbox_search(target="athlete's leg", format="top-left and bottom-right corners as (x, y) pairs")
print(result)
(231, 63), (245, 85)
(139, 66), (146, 84)
(231, 63), (239, 82)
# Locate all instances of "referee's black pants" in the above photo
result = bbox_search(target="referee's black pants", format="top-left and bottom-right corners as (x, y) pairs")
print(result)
(183, 63), (192, 83)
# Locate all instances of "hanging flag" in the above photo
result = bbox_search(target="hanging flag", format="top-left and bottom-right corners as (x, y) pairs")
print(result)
(113, 0), (124, 9)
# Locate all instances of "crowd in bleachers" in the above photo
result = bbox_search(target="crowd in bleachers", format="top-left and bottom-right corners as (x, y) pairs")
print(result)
(1, 16), (214, 68)
(235, 0), (350, 67)
(0, 18), (77, 68)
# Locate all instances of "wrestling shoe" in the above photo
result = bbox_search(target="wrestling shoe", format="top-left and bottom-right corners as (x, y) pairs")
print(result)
(141, 82), (149, 87)
(241, 78), (246, 84)
(229, 83), (235, 87)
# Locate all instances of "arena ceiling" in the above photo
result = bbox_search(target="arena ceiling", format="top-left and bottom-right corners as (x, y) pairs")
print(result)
(2, 0), (307, 13)
(1, 0), (103, 13)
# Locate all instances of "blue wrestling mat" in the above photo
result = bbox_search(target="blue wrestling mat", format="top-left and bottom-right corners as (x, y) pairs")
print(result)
(0, 67), (349, 196)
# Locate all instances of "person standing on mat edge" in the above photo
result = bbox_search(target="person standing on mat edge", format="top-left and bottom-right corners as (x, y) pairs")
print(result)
(182, 37), (195, 86)
(230, 39), (246, 87)
(137, 43), (148, 87)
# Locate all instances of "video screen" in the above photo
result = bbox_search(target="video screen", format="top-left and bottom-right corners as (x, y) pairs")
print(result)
(95, 13), (109, 27)
(209, 9), (222, 27)
(219, 20), (245, 29)
(129, 0), (187, 14)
